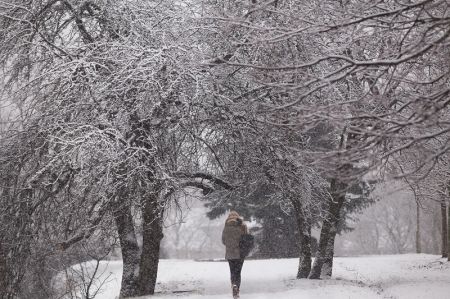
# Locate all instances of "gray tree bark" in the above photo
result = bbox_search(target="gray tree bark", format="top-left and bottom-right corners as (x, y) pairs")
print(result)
(114, 202), (140, 298)
(431, 208), (440, 254)
(441, 199), (448, 258)
(416, 201), (421, 254)
(447, 201), (450, 261)
(292, 199), (312, 278)
(0, 242), (9, 299)
(137, 190), (164, 296)
(321, 226), (337, 278)
(308, 179), (346, 279)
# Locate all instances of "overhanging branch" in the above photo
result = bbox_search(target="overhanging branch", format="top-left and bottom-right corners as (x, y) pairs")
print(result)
(173, 171), (234, 190)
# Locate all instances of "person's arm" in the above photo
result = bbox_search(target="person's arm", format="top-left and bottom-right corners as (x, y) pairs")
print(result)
(222, 227), (227, 245)
(242, 222), (248, 234)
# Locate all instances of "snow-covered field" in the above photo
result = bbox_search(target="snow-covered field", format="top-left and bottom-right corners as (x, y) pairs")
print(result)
(87, 254), (450, 299)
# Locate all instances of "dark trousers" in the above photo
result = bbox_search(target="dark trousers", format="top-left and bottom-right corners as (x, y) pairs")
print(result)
(228, 259), (244, 288)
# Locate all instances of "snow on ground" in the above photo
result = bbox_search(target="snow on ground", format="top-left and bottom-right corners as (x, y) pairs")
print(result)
(333, 254), (450, 299)
(86, 254), (450, 299)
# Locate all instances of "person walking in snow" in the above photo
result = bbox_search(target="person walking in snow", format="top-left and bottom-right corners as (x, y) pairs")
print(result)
(222, 211), (248, 299)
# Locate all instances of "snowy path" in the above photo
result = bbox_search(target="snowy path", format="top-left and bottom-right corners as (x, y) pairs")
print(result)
(90, 254), (450, 299)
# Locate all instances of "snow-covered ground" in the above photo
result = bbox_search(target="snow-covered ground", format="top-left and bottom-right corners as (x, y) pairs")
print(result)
(86, 254), (450, 299)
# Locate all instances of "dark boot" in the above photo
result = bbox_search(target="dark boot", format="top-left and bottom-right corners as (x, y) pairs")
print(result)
(232, 284), (239, 298)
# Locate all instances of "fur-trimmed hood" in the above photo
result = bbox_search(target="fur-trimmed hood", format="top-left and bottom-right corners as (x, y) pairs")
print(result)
(225, 211), (243, 226)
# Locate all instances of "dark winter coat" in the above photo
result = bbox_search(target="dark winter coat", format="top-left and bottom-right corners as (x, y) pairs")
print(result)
(222, 213), (247, 260)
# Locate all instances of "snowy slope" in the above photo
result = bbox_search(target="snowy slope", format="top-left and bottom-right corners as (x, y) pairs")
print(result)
(84, 254), (450, 299)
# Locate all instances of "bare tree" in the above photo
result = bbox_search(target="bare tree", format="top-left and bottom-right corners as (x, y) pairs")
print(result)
(0, 0), (231, 297)
(198, 0), (450, 276)
(2, 0), (450, 296)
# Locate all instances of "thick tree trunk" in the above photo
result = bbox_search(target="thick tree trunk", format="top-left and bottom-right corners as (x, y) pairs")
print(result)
(308, 179), (346, 279)
(114, 203), (140, 298)
(292, 199), (312, 278)
(137, 191), (163, 296)
(416, 202), (421, 254)
(321, 225), (337, 278)
(308, 222), (332, 279)
(297, 221), (312, 278)
(441, 200), (448, 258)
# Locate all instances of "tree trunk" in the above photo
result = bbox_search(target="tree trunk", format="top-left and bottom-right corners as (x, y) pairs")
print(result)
(441, 199), (447, 258)
(431, 207), (440, 254)
(292, 199), (312, 278)
(416, 201), (421, 254)
(308, 179), (346, 279)
(114, 203), (140, 298)
(0, 242), (8, 298)
(448, 201), (450, 261)
(137, 191), (163, 296)
(321, 225), (337, 278)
